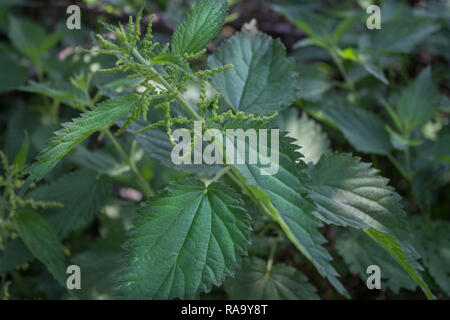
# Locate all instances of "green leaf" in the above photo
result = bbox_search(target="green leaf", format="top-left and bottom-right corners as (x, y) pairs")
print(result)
(338, 48), (358, 61)
(411, 163), (446, 212)
(293, 37), (324, 49)
(360, 61), (388, 85)
(70, 145), (124, 175)
(270, 4), (331, 45)
(117, 178), (250, 299)
(338, 48), (389, 85)
(0, 238), (33, 277)
(13, 209), (67, 286)
(20, 81), (92, 111)
(285, 109), (330, 164)
(152, 53), (194, 76)
(308, 153), (410, 233)
(315, 103), (393, 155)
(72, 235), (123, 299)
(432, 132), (450, 163)
(207, 32), (299, 115)
(386, 126), (422, 150)
(338, 49), (389, 85)
(372, 19), (439, 54)
(8, 15), (62, 63)
(396, 67), (438, 134)
(410, 216), (450, 296)
(129, 121), (221, 177)
(307, 153), (434, 299)
(40, 32), (63, 53)
(224, 257), (319, 300)
(365, 228), (434, 299)
(13, 132), (29, 168)
(333, 15), (359, 42)
(70, 138), (145, 177)
(8, 15), (46, 57)
(2, 106), (40, 161)
(336, 229), (417, 294)
(27, 94), (139, 183)
(0, 51), (28, 93)
(296, 65), (332, 101)
(171, 0), (228, 55)
(27, 169), (112, 238)
(228, 131), (348, 297)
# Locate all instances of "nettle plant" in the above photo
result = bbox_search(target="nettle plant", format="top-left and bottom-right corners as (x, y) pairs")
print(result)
(1, 0), (442, 299)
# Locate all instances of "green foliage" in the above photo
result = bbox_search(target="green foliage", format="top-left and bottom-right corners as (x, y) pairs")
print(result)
(313, 103), (393, 155)
(20, 80), (93, 111)
(0, 238), (33, 278)
(394, 67), (438, 135)
(71, 234), (124, 299)
(270, 3), (331, 46)
(0, 51), (28, 93)
(296, 65), (332, 101)
(27, 169), (112, 238)
(433, 132), (450, 163)
(371, 19), (439, 54)
(284, 109), (330, 164)
(13, 209), (67, 286)
(172, 0), (228, 55)
(27, 94), (140, 183)
(8, 15), (62, 76)
(224, 257), (319, 300)
(307, 153), (434, 298)
(336, 229), (417, 294)
(229, 133), (348, 297)
(0, 0), (448, 301)
(117, 179), (250, 299)
(365, 228), (434, 299)
(0, 148), (63, 221)
(129, 121), (222, 177)
(208, 32), (299, 115)
(308, 153), (409, 234)
(410, 217), (450, 296)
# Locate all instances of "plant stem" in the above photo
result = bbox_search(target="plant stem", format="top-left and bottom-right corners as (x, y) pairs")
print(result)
(330, 49), (351, 86)
(131, 48), (202, 120)
(130, 44), (274, 214)
(104, 129), (155, 198)
(82, 69), (154, 198)
(265, 239), (277, 278)
(387, 152), (411, 181)
(204, 166), (230, 186)
(405, 146), (412, 177)
(131, 44), (278, 223)
(225, 168), (274, 220)
(329, 46), (360, 106)
(0, 278), (7, 300)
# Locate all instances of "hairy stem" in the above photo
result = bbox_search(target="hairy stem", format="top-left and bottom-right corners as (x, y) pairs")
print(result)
(329, 46), (360, 106)
(226, 168), (275, 220)
(131, 48), (202, 120)
(104, 129), (155, 198)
